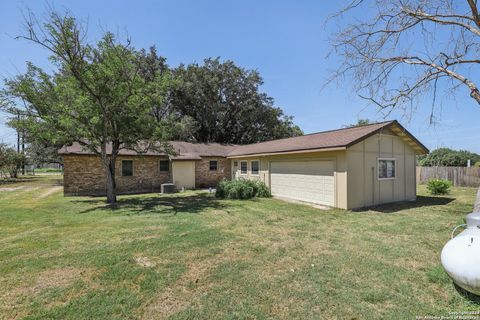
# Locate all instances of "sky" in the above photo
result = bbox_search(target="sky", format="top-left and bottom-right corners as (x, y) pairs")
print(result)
(0, 0), (479, 153)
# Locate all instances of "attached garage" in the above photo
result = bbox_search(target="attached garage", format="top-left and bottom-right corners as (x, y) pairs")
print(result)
(228, 120), (429, 210)
(270, 160), (335, 206)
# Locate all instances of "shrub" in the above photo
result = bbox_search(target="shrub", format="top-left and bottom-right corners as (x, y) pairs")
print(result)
(426, 179), (452, 195)
(216, 179), (271, 199)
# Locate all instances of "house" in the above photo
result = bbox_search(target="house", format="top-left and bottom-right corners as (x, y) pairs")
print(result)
(59, 120), (428, 209)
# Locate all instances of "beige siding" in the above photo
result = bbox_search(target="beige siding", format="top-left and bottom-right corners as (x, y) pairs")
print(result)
(230, 150), (348, 209)
(346, 132), (417, 209)
(172, 161), (195, 189)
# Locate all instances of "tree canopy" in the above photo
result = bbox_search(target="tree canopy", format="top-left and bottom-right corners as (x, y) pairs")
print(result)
(418, 148), (480, 167)
(169, 58), (302, 144)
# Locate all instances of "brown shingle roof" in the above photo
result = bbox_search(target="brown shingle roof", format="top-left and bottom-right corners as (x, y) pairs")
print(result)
(169, 141), (238, 157)
(58, 120), (428, 158)
(227, 120), (428, 156)
(58, 141), (238, 158)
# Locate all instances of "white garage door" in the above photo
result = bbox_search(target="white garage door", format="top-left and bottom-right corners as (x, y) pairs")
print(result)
(270, 160), (335, 206)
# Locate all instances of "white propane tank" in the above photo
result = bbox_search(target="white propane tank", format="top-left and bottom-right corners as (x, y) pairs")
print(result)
(441, 212), (480, 295)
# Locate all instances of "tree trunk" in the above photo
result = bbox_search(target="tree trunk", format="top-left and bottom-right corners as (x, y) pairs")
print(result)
(10, 167), (18, 179)
(104, 158), (117, 204)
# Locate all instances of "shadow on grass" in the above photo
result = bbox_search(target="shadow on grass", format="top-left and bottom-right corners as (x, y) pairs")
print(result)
(355, 195), (455, 213)
(74, 192), (226, 215)
(454, 284), (480, 305)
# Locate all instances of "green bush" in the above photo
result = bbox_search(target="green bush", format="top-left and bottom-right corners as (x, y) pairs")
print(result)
(216, 179), (271, 199)
(426, 179), (452, 195)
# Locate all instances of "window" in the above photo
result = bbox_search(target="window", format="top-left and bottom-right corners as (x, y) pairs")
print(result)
(209, 160), (218, 171)
(121, 160), (133, 177)
(240, 161), (248, 174)
(251, 160), (259, 175)
(159, 160), (169, 172)
(233, 161), (238, 167)
(378, 159), (396, 180)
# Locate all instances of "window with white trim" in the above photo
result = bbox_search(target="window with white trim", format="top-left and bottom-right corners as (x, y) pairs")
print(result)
(251, 160), (259, 175)
(240, 161), (248, 174)
(378, 159), (396, 179)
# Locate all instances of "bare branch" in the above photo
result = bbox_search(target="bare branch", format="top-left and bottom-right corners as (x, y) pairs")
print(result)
(403, 7), (480, 36)
(327, 0), (480, 120)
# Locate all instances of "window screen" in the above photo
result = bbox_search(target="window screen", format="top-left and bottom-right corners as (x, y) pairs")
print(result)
(240, 161), (248, 174)
(378, 159), (395, 179)
(122, 160), (133, 176)
(251, 161), (259, 175)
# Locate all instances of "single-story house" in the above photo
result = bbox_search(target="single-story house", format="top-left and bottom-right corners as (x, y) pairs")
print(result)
(59, 120), (428, 209)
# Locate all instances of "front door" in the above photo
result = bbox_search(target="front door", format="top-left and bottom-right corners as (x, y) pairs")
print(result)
(172, 161), (196, 189)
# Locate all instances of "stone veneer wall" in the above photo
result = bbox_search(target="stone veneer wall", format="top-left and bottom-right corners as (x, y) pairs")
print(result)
(195, 157), (231, 188)
(63, 155), (171, 196)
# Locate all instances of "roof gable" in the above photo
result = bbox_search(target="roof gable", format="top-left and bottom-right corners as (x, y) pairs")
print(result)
(227, 121), (428, 157)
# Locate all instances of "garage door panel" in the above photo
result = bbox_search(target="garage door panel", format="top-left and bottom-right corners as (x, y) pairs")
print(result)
(271, 162), (334, 175)
(270, 160), (335, 206)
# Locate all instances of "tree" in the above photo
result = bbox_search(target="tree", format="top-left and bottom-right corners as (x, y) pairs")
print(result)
(6, 114), (64, 166)
(27, 140), (64, 166)
(0, 144), (25, 178)
(1, 10), (173, 203)
(328, 0), (480, 120)
(345, 119), (372, 127)
(417, 148), (480, 166)
(169, 58), (302, 144)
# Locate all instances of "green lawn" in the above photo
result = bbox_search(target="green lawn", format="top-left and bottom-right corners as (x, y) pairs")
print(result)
(0, 175), (479, 319)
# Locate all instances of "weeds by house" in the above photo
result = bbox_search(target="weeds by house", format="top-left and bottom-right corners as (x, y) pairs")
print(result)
(427, 179), (453, 195)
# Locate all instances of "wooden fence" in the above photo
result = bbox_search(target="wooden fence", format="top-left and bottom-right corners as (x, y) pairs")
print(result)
(416, 166), (480, 187)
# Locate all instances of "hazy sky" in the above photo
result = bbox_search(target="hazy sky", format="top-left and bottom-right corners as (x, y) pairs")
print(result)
(1, 0), (479, 152)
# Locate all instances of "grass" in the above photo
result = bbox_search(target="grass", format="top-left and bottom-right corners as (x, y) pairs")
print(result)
(0, 174), (479, 319)
(33, 168), (63, 173)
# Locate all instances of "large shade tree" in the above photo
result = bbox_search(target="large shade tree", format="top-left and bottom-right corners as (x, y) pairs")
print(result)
(1, 10), (173, 203)
(329, 0), (480, 120)
(169, 58), (302, 144)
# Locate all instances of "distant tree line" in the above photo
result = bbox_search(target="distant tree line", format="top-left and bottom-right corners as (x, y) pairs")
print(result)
(418, 148), (480, 167)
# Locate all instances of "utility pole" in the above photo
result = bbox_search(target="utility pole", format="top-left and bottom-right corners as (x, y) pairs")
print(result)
(16, 113), (20, 153)
(21, 132), (25, 175)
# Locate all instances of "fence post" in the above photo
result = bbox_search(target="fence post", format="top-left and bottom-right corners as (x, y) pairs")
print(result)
(474, 187), (480, 213)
